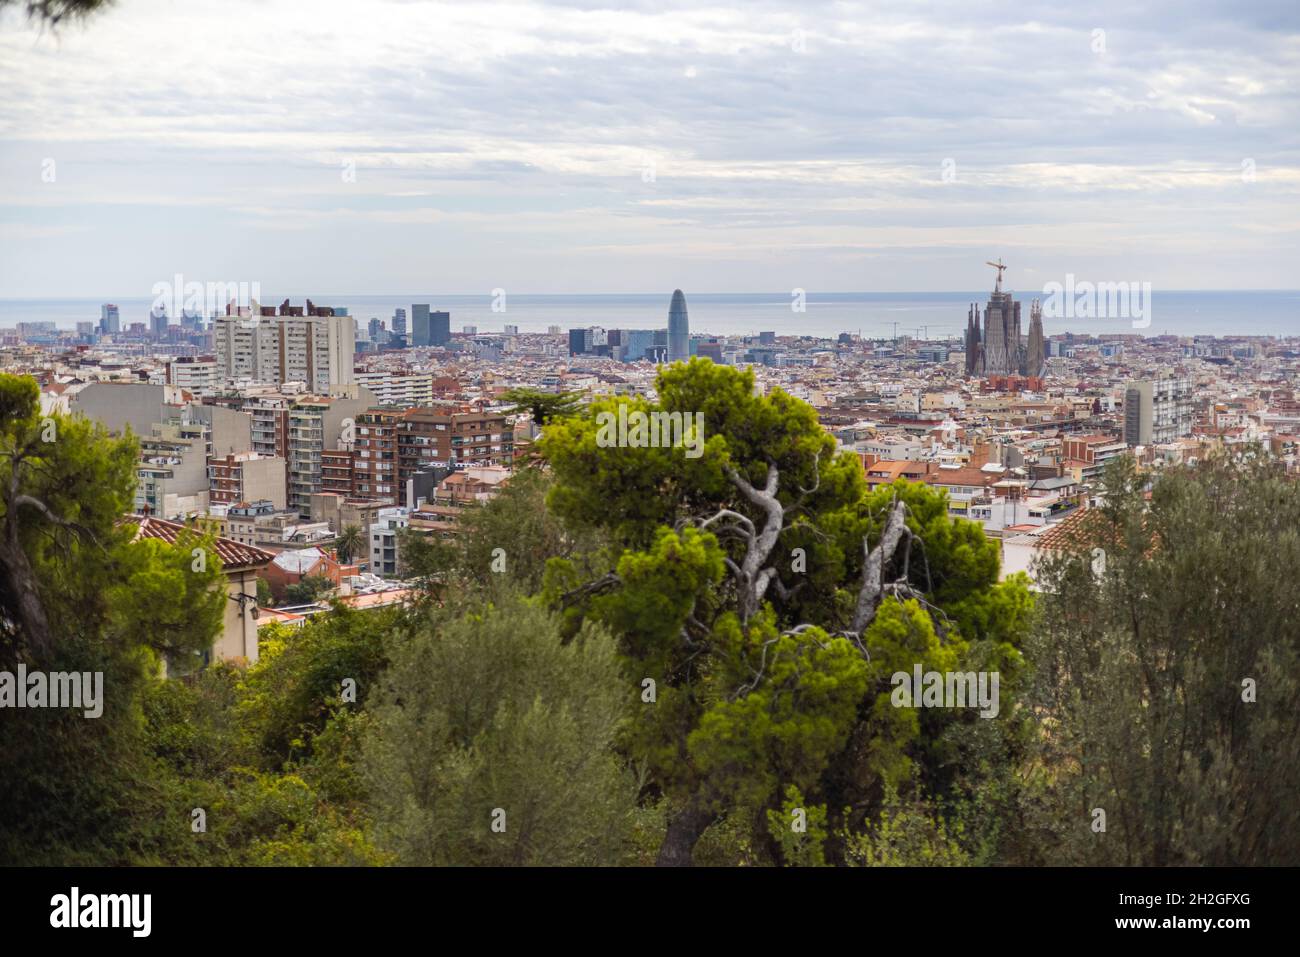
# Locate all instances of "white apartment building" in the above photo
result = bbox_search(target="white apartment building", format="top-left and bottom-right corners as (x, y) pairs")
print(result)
(370, 506), (410, 577)
(166, 356), (221, 397)
(215, 312), (355, 394)
(354, 372), (435, 407)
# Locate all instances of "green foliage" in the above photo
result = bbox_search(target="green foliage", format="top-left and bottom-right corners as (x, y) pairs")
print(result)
(689, 614), (869, 811)
(843, 778), (971, 867)
(500, 387), (582, 425)
(402, 468), (607, 600)
(0, 374), (227, 863)
(282, 573), (334, 606)
(334, 524), (363, 564)
(236, 604), (395, 766)
(363, 594), (639, 865)
(766, 785), (829, 866)
(1025, 450), (1300, 865)
(535, 360), (1033, 862)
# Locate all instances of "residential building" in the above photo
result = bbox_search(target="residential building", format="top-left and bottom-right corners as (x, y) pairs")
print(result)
(369, 506), (410, 577)
(123, 515), (274, 664)
(1124, 377), (1194, 446)
(208, 451), (287, 508)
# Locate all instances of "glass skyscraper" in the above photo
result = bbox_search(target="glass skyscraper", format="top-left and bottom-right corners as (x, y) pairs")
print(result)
(667, 289), (689, 363)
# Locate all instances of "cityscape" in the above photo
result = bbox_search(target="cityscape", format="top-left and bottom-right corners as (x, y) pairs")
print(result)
(0, 0), (1297, 935)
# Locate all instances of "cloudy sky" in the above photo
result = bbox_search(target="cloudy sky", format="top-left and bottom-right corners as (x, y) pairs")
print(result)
(1, 0), (1297, 298)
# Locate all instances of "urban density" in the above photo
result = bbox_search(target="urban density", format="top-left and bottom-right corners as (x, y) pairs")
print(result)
(6, 272), (1296, 661)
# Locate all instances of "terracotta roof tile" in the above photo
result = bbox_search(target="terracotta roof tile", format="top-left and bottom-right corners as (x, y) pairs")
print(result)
(120, 514), (276, 570)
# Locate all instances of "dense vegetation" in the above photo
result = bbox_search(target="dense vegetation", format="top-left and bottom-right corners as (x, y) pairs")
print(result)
(1, 365), (1296, 865)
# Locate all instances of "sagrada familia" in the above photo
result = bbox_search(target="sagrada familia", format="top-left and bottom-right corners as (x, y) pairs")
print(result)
(964, 259), (1046, 378)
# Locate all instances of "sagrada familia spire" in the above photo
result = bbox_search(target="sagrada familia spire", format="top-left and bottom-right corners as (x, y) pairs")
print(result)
(964, 259), (1046, 378)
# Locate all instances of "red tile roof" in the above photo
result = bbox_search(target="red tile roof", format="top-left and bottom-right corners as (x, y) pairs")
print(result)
(120, 514), (276, 571)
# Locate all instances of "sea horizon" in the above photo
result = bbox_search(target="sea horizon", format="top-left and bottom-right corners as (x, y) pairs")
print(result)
(3, 290), (1298, 340)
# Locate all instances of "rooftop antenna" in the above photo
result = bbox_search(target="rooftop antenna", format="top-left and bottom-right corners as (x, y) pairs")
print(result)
(986, 258), (1008, 293)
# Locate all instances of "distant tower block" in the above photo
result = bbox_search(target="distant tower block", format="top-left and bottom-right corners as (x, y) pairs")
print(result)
(667, 289), (690, 363)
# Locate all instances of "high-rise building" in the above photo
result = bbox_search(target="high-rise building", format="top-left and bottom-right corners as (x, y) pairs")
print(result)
(431, 310), (450, 346)
(547, 325), (562, 335)
(503, 324), (519, 336)
(1124, 378), (1194, 447)
(568, 328), (588, 356)
(667, 289), (689, 363)
(392, 308), (407, 336)
(100, 303), (120, 335)
(285, 392), (371, 516)
(214, 301), (355, 393)
(352, 409), (401, 502)
(411, 304), (430, 346)
(150, 307), (170, 340)
(368, 317), (384, 342)
(621, 329), (656, 362)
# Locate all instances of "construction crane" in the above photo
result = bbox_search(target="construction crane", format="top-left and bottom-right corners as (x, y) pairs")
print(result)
(986, 258), (1008, 292)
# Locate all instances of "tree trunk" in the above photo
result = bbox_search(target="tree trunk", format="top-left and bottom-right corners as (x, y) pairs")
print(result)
(0, 535), (53, 659)
(656, 800), (714, 867)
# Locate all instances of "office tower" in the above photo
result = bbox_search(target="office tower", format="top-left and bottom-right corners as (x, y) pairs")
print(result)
(568, 328), (587, 356)
(368, 317), (384, 342)
(547, 325), (561, 335)
(759, 330), (775, 345)
(392, 308), (407, 336)
(668, 289), (689, 363)
(622, 329), (655, 362)
(463, 324), (477, 335)
(431, 310), (450, 346)
(100, 303), (120, 334)
(412, 304), (431, 346)
(150, 307), (170, 339)
(503, 324), (519, 336)
(1124, 378), (1194, 446)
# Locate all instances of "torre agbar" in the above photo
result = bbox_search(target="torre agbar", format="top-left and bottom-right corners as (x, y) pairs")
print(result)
(668, 289), (690, 363)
